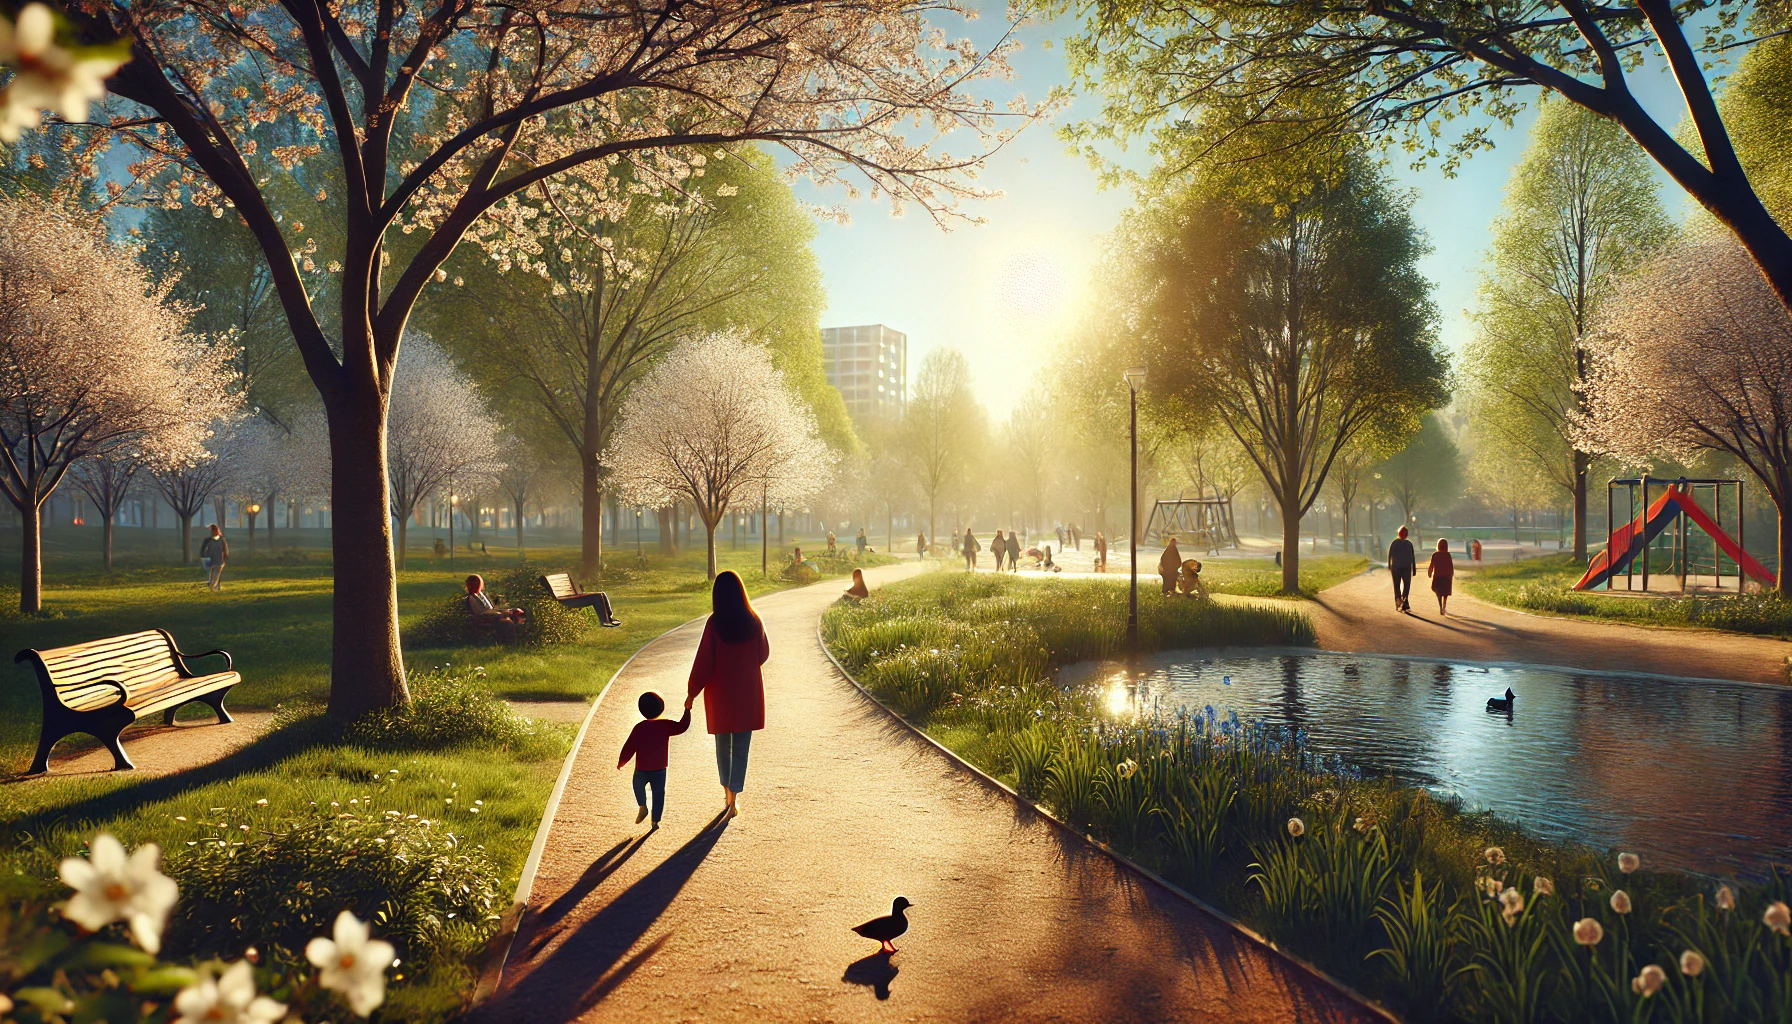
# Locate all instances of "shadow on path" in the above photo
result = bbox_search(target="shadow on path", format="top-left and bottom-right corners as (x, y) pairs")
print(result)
(485, 812), (729, 1021)
(842, 951), (899, 1000)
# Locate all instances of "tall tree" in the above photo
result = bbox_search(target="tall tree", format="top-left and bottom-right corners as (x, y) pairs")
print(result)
(1003, 395), (1054, 535)
(0, 194), (239, 610)
(54, 0), (1032, 718)
(384, 335), (498, 568)
(1465, 99), (1670, 562)
(899, 349), (985, 544)
(1577, 233), (1792, 592)
(426, 149), (842, 577)
(607, 333), (832, 579)
(1133, 147), (1449, 592)
(1055, 0), (1792, 323)
(1377, 414), (1462, 543)
(72, 449), (143, 571)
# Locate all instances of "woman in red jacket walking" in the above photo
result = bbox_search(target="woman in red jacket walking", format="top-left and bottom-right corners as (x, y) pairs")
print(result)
(684, 570), (770, 819)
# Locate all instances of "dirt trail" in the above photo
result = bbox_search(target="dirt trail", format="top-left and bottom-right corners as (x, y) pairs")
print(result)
(482, 563), (1376, 1023)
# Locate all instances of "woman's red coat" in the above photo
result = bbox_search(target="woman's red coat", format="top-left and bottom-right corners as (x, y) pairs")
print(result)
(686, 616), (770, 734)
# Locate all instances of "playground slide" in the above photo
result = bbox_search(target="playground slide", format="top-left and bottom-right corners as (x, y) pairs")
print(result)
(1573, 485), (1776, 590)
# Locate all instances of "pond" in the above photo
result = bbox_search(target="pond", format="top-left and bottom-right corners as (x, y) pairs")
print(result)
(1072, 650), (1792, 878)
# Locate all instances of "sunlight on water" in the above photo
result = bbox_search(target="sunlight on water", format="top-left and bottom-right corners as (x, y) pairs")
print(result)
(1068, 650), (1792, 877)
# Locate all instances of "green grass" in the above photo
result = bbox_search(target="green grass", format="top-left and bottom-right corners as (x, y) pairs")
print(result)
(1463, 554), (1792, 637)
(1200, 553), (1370, 599)
(0, 523), (880, 1019)
(823, 574), (1792, 1023)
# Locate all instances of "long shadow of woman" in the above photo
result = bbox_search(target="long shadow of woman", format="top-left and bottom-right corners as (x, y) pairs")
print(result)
(842, 950), (899, 1000)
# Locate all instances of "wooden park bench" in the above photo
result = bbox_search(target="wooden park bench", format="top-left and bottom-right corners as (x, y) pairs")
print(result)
(15, 629), (238, 774)
(539, 573), (621, 627)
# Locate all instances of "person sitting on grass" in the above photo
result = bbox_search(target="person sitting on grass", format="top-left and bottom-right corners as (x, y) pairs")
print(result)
(618, 690), (691, 829)
(843, 568), (870, 602)
(464, 573), (525, 643)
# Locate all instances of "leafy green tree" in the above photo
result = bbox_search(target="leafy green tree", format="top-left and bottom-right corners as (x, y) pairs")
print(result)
(1054, 0), (1792, 320)
(1464, 99), (1671, 562)
(1378, 414), (1462, 544)
(1131, 145), (1449, 592)
(900, 348), (987, 545)
(424, 149), (848, 577)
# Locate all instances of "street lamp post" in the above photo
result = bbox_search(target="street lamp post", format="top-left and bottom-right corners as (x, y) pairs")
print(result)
(245, 503), (261, 551)
(636, 509), (643, 560)
(1123, 365), (1147, 653)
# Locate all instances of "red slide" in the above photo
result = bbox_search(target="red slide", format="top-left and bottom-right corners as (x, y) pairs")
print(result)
(1572, 485), (1775, 590)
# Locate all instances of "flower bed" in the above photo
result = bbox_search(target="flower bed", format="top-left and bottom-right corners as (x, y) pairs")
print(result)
(822, 573), (1792, 1022)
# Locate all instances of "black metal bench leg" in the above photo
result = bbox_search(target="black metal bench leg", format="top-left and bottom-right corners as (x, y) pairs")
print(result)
(202, 688), (234, 724)
(29, 727), (61, 775)
(101, 725), (136, 771)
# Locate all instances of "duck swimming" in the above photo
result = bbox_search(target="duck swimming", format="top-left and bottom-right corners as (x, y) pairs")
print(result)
(1486, 688), (1515, 712)
(851, 897), (912, 954)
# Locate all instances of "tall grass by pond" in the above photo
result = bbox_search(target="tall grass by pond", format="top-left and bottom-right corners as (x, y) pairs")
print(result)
(823, 573), (1792, 1022)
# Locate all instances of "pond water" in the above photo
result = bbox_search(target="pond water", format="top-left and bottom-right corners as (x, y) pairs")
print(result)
(1071, 650), (1792, 878)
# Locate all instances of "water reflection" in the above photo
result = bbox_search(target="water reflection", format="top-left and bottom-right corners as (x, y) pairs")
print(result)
(1072, 650), (1792, 877)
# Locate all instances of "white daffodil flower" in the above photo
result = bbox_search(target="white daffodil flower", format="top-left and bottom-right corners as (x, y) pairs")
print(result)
(0, 4), (129, 142)
(173, 961), (287, 1024)
(306, 910), (397, 1017)
(58, 832), (179, 953)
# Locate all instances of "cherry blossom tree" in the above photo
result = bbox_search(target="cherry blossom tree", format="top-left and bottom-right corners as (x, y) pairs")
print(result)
(34, 0), (1034, 717)
(0, 194), (238, 612)
(386, 334), (499, 568)
(606, 333), (831, 579)
(1577, 233), (1792, 592)
(151, 416), (242, 565)
(72, 448), (143, 570)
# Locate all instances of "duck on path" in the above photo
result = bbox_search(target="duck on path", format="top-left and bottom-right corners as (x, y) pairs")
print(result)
(851, 897), (912, 954)
(1486, 688), (1515, 713)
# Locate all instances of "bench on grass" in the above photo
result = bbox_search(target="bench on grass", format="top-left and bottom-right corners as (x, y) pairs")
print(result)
(539, 573), (621, 627)
(15, 629), (238, 774)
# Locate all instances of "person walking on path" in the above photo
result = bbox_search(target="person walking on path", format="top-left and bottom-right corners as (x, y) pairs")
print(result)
(1006, 532), (1020, 570)
(961, 528), (980, 571)
(684, 570), (769, 820)
(1094, 531), (1108, 572)
(1387, 526), (1417, 613)
(1071, 524), (1082, 551)
(200, 524), (230, 591)
(1471, 538), (1483, 563)
(916, 531), (927, 559)
(855, 528), (868, 559)
(617, 691), (691, 828)
(991, 530), (1007, 573)
(1157, 536), (1183, 596)
(827, 531), (837, 557)
(1428, 538), (1456, 617)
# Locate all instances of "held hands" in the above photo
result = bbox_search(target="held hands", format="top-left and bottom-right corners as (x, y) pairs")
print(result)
(684, 694), (695, 710)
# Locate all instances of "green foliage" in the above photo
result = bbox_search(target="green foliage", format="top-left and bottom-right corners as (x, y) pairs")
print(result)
(407, 566), (591, 648)
(1465, 556), (1792, 638)
(825, 571), (1792, 1020)
(341, 665), (557, 756)
(1379, 414), (1463, 527)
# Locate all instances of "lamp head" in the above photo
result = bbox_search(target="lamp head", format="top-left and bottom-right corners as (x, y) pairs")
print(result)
(246, 503), (261, 515)
(1122, 365), (1147, 390)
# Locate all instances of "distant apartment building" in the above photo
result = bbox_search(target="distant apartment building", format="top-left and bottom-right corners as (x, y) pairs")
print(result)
(821, 324), (907, 423)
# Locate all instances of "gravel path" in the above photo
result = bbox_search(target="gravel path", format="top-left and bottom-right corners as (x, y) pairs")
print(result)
(481, 563), (1376, 1023)
(1303, 567), (1791, 685)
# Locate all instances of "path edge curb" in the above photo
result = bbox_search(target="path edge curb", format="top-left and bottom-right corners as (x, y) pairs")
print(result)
(815, 618), (1404, 1024)
(470, 611), (707, 1006)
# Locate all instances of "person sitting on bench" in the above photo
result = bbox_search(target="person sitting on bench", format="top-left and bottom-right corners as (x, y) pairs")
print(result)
(465, 574), (526, 642)
(561, 584), (621, 626)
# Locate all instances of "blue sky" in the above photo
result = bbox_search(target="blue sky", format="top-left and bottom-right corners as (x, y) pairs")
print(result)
(801, 6), (1700, 419)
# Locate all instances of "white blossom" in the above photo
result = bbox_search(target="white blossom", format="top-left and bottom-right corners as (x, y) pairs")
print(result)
(1618, 852), (1640, 874)
(1573, 918), (1605, 945)
(0, 4), (129, 141)
(1285, 817), (1305, 838)
(1631, 963), (1666, 998)
(306, 910), (397, 1017)
(1610, 890), (1633, 915)
(1766, 901), (1791, 936)
(1533, 876), (1554, 897)
(1484, 846), (1505, 866)
(58, 833), (179, 953)
(172, 961), (287, 1024)
(1716, 885), (1736, 911)
(1680, 950), (1705, 977)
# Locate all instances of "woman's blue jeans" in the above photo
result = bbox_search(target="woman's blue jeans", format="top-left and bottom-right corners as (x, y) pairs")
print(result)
(715, 731), (752, 792)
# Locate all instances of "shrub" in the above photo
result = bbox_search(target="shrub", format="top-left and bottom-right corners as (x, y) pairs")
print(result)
(406, 566), (590, 648)
(342, 665), (549, 755)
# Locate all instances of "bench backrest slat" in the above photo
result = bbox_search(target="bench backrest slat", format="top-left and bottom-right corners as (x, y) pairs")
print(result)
(542, 573), (577, 599)
(29, 631), (180, 709)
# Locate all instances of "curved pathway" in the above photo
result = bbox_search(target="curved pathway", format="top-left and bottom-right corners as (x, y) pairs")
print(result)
(1302, 567), (1791, 685)
(480, 563), (1376, 1023)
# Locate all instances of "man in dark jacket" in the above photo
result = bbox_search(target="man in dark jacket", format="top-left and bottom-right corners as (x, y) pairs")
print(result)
(1387, 526), (1417, 612)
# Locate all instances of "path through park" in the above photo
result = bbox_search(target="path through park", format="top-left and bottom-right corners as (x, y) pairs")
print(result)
(1302, 566), (1791, 686)
(480, 561), (1377, 1024)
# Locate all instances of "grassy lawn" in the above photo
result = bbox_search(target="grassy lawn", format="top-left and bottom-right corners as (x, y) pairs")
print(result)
(1200, 552), (1369, 599)
(0, 523), (880, 1019)
(1463, 553), (1792, 637)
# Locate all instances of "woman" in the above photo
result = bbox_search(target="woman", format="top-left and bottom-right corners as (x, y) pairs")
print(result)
(1157, 536), (1183, 596)
(990, 530), (1007, 572)
(464, 574), (526, 642)
(685, 570), (770, 819)
(961, 528), (980, 571)
(843, 568), (869, 602)
(1094, 531), (1108, 572)
(1427, 538), (1455, 616)
(916, 531), (927, 559)
(200, 524), (230, 591)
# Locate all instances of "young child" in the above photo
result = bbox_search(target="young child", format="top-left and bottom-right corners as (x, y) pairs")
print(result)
(617, 691), (691, 827)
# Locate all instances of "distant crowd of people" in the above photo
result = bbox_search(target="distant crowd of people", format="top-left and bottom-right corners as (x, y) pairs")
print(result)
(909, 523), (1112, 575)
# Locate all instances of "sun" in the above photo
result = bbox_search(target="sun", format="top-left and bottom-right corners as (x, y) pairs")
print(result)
(993, 249), (1070, 323)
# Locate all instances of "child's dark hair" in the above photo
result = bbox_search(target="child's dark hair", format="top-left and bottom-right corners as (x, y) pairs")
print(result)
(638, 691), (665, 718)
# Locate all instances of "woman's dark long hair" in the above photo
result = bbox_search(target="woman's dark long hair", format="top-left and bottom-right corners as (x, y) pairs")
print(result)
(711, 570), (761, 643)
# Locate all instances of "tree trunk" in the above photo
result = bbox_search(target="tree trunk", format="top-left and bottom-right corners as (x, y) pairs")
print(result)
(19, 500), (42, 613)
(324, 391), (408, 719)
(1572, 450), (1590, 563)
(102, 516), (114, 571)
(395, 514), (409, 569)
(1281, 496), (1301, 594)
(515, 499), (526, 557)
(581, 454), (603, 577)
(704, 519), (719, 579)
(179, 514), (193, 563)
